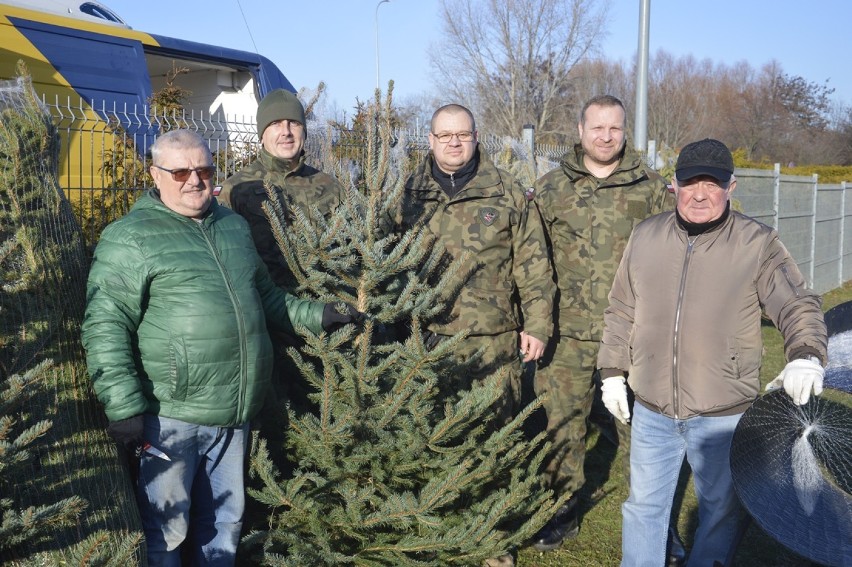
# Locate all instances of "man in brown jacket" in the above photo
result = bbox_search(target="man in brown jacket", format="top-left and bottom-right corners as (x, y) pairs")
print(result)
(597, 138), (827, 566)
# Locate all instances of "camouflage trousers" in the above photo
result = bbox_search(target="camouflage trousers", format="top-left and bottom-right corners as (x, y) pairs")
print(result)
(449, 331), (523, 426)
(533, 335), (598, 495)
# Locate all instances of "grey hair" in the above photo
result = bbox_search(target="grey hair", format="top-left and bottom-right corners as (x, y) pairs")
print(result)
(150, 129), (211, 165)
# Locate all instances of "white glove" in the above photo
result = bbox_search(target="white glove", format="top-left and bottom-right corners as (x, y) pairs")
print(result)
(601, 376), (630, 425)
(765, 357), (824, 405)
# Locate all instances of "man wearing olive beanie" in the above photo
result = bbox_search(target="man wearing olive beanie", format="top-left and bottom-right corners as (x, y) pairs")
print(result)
(219, 88), (343, 290)
(219, 89), (345, 424)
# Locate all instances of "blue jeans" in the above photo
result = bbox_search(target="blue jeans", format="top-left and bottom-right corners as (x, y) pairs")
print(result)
(137, 415), (249, 567)
(621, 403), (744, 567)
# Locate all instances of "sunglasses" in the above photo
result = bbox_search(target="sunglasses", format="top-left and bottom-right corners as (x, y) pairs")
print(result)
(152, 165), (216, 182)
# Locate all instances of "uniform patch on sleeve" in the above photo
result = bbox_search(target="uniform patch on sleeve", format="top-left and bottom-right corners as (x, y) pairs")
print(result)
(479, 207), (499, 226)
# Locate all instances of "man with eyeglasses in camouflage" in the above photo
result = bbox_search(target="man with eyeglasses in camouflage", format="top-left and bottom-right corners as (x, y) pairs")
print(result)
(393, 103), (554, 567)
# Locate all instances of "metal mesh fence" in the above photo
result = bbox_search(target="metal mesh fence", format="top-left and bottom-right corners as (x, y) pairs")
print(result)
(37, 96), (852, 295)
(0, 79), (143, 563)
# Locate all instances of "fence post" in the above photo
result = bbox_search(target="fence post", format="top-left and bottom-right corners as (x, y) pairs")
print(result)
(773, 163), (780, 230)
(522, 124), (535, 179)
(839, 181), (846, 289)
(647, 139), (656, 169)
(809, 173), (818, 290)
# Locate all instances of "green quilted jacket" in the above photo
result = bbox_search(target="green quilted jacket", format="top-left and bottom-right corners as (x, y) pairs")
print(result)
(82, 192), (323, 426)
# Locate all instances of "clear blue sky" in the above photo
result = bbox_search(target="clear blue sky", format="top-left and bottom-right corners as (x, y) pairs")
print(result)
(104, 0), (852, 113)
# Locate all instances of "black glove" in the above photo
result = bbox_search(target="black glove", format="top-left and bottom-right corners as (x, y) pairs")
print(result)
(423, 330), (443, 351)
(322, 302), (366, 332)
(106, 415), (144, 449)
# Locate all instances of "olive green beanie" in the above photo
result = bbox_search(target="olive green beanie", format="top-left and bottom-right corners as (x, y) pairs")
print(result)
(256, 89), (306, 137)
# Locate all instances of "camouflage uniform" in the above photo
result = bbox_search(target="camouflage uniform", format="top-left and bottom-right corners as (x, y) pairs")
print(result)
(397, 148), (554, 422)
(218, 147), (343, 289)
(533, 143), (672, 494)
(219, 148), (344, 429)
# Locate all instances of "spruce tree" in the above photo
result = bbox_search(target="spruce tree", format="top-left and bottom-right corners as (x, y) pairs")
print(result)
(246, 86), (564, 566)
(0, 63), (143, 564)
(0, 359), (83, 551)
(0, 64), (86, 556)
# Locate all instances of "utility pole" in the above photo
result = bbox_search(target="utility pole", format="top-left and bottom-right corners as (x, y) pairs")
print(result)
(375, 0), (391, 90)
(634, 0), (651, 154)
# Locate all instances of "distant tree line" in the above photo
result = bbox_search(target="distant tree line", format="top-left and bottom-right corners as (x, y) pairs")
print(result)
(385, 0), (852, 167)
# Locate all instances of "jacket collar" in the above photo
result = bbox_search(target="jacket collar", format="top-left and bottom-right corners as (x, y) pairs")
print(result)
(409, 147), (506, 201)
(560, 143), (648, 186)
(676, 202), (732, 236)
(258, 146), (305, 177)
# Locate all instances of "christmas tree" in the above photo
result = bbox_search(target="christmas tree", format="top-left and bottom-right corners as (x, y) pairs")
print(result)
(246, 87), (563, 566)
(0, 63), (142, 564)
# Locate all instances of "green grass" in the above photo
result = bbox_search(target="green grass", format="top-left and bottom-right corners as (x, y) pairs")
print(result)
(516, 281), (852, 567)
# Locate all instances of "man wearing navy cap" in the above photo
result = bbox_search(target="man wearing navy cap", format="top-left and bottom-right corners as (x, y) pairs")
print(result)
(596, 138), (827, 565)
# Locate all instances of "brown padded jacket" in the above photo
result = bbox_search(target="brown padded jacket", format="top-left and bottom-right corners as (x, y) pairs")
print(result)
(597, 209), (827, 419)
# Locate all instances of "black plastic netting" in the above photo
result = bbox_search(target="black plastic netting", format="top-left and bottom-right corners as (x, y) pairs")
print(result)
(0, 75), (144, 563)
(825, 301), (852, 394)
(731, 302), (852, 567)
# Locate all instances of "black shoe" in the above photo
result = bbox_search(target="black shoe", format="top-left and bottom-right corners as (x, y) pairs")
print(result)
(666, 527), (687, 567)
(532, 497), (579, 552)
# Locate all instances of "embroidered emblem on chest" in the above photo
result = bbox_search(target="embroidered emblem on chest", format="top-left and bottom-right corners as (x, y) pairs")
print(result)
(479, 207), (499, 226)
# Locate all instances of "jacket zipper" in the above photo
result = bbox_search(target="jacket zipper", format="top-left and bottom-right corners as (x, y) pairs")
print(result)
(198, 220), (249, 421)
(672, 235), (697, 419)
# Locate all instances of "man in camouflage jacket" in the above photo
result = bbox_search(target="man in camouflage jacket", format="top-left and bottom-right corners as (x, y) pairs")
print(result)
(530, 95), (673, 552)
(395, 104), (555, 427)
(218, 89), (343, 290)
(218, 89), (344, 424)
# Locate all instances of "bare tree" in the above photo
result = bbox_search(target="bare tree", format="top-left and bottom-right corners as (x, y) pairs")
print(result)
(714, 60), (836, 164)
(646, 52), (718, 151)
(431, 0), (610, 137)
(828, 102), (852, 165)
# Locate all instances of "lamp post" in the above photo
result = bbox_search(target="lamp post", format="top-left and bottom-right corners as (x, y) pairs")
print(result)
(634, 0), (651, 155)
(375, 0), (390, 90)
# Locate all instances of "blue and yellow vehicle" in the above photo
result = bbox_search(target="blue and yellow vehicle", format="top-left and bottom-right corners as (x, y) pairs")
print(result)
(0, 0), (293, 191)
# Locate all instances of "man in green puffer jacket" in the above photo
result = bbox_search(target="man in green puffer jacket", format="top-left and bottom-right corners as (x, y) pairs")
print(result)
(82, 130), (361, 566)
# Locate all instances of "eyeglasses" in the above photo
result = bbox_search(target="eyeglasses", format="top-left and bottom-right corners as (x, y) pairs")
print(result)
(152, 165), (216, 182)
(432, 131), (475, 143)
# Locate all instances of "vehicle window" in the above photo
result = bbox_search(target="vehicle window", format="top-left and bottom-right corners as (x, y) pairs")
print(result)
(79, 2), (126, 24)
